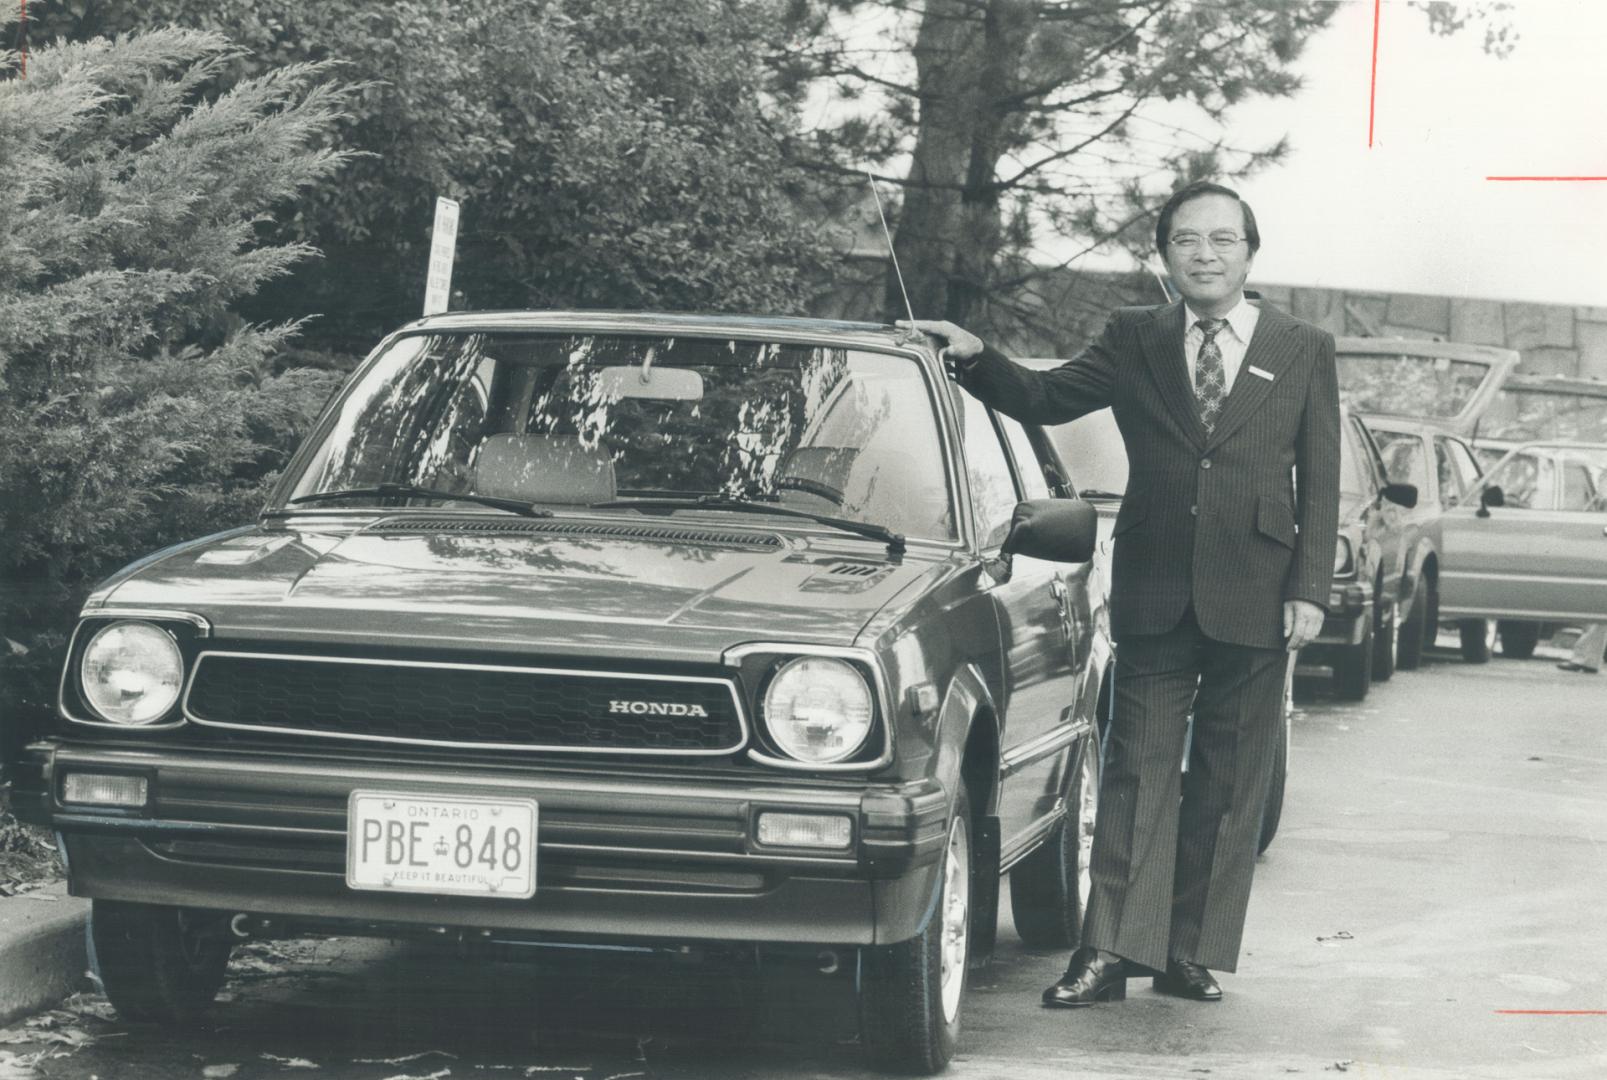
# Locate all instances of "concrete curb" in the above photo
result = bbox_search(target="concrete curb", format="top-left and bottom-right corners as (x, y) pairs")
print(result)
(0, 881), (89, 1026)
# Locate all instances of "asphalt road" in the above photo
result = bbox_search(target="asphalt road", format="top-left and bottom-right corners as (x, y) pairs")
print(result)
(4, 638), (1604, 1080)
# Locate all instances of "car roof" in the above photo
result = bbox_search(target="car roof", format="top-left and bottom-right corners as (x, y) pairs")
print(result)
(395, 310), (919, 353)
(1497, 373), (1607, 397)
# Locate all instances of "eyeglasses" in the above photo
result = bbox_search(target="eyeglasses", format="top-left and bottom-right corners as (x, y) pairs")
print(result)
(1169, 231), (1248, 253)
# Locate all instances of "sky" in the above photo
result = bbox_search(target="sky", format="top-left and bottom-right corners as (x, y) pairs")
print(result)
(1114, 0), (1607, 306)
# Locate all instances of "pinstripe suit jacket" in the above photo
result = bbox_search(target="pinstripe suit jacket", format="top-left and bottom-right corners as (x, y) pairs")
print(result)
(959, 300), (1341, 650)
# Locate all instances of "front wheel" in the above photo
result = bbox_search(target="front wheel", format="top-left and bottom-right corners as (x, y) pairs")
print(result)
(1498, 620), (1540, 659)
(90, 901), (232, 1025)
(1257, 692), (1291, 855)
(1372, 596), (1399, 681)
(1332, 615), (1374, 701)
(1009, 734), (1099, 948)
(1396, 575), (1428, 671)
(861, 785), (972, 1075)
(1459, 619), (1495, 664)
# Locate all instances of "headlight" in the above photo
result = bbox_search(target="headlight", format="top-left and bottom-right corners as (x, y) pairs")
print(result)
(80, 621), (184, 725)
(762, 657), (874, 764)
(1333, 535), (1355, 576)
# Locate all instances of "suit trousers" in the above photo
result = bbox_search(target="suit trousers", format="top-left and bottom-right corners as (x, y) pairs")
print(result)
(1080, 606), (1287, 974)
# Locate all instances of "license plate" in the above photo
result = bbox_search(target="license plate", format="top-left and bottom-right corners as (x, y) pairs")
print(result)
(346, 791), (538, 899)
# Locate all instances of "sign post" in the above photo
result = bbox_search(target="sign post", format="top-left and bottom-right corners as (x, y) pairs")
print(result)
(422, 196), (460, 316)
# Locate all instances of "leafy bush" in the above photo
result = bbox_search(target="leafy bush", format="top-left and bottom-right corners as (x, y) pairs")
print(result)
(0, 28), (353, 727)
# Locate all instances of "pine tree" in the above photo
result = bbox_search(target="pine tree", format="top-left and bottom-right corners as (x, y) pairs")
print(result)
(0, 27), (355, 727)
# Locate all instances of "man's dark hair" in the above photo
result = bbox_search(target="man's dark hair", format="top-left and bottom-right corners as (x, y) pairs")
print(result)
(1154, 181), (1260, 256)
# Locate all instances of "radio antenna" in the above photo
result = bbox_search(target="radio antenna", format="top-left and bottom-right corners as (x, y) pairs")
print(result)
(866, 170), (917, 326)
(1147, 259), (1177, 303)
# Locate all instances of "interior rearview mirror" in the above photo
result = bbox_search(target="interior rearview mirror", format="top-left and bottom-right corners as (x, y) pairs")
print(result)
(593, 365), (704, 401)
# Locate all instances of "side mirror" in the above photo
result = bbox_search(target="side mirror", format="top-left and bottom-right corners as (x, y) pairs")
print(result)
(1001, 498), (1098, 564)
(1477, 485), (1505, 517)
(1381, 482), (1418, 509)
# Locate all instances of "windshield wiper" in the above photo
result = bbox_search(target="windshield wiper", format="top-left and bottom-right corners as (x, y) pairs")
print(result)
(588, 495), (906, 554)
(276, 483), (553, 518)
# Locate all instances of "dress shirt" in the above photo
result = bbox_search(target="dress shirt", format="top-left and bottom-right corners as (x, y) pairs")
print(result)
(1184, 297), (1260, 394)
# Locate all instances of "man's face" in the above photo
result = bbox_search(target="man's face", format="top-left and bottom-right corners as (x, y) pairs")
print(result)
(1162, 194), (1255, 317)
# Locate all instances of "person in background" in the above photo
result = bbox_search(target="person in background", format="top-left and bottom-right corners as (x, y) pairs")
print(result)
(1558, 623), (1605, 674)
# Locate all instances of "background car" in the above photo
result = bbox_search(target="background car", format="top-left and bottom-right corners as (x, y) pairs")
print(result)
(1297, 407), (1418, 699)
(1361, 417), (1485, 665)
(1020, 363), (1291, 854)
(1436, 441), (1607, 657)
(1336, 339), (1607, 660)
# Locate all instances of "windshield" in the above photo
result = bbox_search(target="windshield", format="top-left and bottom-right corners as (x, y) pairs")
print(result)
(1478, 385), (1607, 443)
(1336, 351), (1493, 421)
(283, 332), (956, 540)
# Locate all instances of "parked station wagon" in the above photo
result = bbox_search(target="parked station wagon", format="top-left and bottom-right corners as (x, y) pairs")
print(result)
(6, 312), (1115, 1074)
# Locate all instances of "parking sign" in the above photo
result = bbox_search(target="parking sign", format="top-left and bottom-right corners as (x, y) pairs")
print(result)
(423, 196), (460, 316)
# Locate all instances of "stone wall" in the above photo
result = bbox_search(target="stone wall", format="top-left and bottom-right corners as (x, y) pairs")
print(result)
(1252, 283), (1607, 381)
(815, 248), (1607, 384)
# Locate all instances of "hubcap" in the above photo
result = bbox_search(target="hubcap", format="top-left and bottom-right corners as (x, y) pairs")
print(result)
(938, 814), (970, 1025)
(1075, 748), (1098, 916)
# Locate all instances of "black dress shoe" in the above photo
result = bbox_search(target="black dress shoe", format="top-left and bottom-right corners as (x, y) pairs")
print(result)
(1041, 946), (1128, 1007)
(1153, 958), (1222, 1001)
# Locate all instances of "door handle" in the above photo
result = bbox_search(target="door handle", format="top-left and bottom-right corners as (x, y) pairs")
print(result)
(1048, 580), (1074, 641)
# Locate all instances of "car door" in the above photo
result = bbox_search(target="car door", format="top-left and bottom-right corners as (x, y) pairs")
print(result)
(1361, 423), (1421, 602)
(956, 400), (1082, 855)
(1438, 448), (1607, 622)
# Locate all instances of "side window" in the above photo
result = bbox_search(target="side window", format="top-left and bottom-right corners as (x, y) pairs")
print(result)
(1432, 439), (1459, 507)
(995, 415), (1053, 500)
(1374, 431), (1429, 491)
(1350, 418), (1386, 495)
(957, 398), (1019, 549)
(1488, 453), (1553, 511)
(1442, 438), (1482, 499)
(1339, 419), (1372, 497)
(1562, 463), (1595, 511)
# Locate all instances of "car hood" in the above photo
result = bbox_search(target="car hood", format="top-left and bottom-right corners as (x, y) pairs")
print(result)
(1335, 337), (1519, 437)
(92, 516), (946, 662)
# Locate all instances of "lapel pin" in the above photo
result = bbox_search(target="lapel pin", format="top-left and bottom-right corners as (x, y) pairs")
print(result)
(1248, 365), (1274, 381)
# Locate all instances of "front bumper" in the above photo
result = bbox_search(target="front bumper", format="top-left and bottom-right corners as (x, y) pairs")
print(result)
(1312, 581), (1372, 646)
(12, 741), (948, 947)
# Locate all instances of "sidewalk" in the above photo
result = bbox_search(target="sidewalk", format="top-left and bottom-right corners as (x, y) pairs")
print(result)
(0, 882), (89, 1026)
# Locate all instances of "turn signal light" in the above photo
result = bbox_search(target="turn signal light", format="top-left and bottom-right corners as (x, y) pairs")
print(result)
(61, 773), (149, 808)
(756, 812), (852, 850)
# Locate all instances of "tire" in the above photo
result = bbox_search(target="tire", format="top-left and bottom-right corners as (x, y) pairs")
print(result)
(1498, 620), (1540, 660)
(1372, 594), (1399, 682)
(90, 901), (232, 1025)
(1459, 619), (1495, 664)
(1009, 733), (1099, 948)
(1257, 695), (1290, 855)
(1396, 575), (1428, 671)
(861, 785), (972, 1075)
(1332, 615), (1373, 701)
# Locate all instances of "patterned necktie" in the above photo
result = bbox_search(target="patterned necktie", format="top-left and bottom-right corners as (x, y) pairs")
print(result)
(1194, 318), (1229, 434)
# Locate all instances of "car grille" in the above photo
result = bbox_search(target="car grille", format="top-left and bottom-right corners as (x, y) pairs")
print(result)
(183, 652), (746, 755)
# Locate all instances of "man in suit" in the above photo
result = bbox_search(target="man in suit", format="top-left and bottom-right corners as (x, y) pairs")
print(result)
(906, 180), (1340, 1005)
